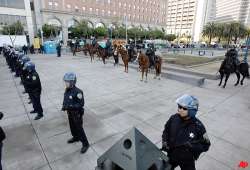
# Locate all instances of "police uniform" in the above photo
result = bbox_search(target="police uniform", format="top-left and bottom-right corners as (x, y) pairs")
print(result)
(24, 71), (43, 118)
(162, 114), (210, 170)
(62, 86), (89, 147)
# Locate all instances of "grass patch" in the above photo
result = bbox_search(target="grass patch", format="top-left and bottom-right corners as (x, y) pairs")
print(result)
(162, 54), (225, 66)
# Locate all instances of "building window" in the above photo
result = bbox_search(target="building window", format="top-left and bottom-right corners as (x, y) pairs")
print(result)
(96, 8), (99, 14)
(113, 11), (116, 15)
(48, 2), (53, 6)
(82, 6), (86, 11)
(67, 4), (71, 8)
(0, 0), (25, 9)
(108, 10), (111, 16)
(102, 9), (105, 16)
(89, 7), (93, 12)
(119, 2), (121, 7)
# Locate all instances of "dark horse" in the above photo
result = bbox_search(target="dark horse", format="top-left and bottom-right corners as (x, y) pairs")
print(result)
(219, 49), (249, 88)
(137, 50), (149, 82)
(87, 43), (99, 62)
(97, 45), (112, 64)
(154, 55), (163, 80)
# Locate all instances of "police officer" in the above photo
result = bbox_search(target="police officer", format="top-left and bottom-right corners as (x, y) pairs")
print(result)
(162, 94), (210, 170)
(0, 112), (6, 170)
(105, 38), (112, 56)
(62, 72), (89, 154)
(92, 37), (97, 47)
(23, 62), (43, 120)
(56, 42), (62, 57)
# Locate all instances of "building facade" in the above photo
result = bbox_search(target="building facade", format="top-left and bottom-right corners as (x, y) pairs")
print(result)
(0, 0), (34, 44)
(212, 0), (250, 26)
(32, 0), (168, 44)
(165, 0), (212, 42)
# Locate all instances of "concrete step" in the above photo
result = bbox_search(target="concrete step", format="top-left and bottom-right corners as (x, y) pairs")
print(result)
(127, 62), (205, 87)
(163, 65), (219, 80)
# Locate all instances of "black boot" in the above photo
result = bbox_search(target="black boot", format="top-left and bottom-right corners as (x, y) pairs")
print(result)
(80, 144), (89, 154)
(67, 138), (79, 144)
(34, 113), (43, 120)
(30, 110), (36, 114)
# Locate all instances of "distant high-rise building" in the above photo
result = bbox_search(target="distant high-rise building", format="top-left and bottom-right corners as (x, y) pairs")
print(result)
(0, 0), (34, 44)
(213, 0), (250, 26)
(166, 0), (211, 42)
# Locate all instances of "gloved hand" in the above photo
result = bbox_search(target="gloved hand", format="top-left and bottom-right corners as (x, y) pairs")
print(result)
(161, 142), (169, 152)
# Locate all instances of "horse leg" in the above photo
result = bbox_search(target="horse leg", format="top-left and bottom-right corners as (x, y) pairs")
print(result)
(234, 72), (240, 86)
(223, 74), (230, 88)
(154, 67), (157, 79)
(218, 72), (224, 86)
(145, 69), (148, 83)
(141, 69), (144, 81)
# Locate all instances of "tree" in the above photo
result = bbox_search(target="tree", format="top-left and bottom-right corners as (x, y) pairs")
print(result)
(94, 26), (108, 38)
(42, 24), (60, 38)
(68, 20), (91, 38)
(1, 21), (24, 46)
(165, 34), (176, 41)
(214, 23), (225, 43)
(202, 22), (216, 44)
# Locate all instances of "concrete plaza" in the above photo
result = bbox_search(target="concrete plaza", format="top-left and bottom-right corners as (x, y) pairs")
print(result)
(0, 53), (250, 170)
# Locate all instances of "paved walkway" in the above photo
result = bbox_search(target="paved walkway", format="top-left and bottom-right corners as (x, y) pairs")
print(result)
(0, 53), (250, 170)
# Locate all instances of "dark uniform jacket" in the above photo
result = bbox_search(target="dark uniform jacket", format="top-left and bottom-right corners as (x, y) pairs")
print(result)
(23, 71), (42, 94)
(0, 127), (6, 143)
(162, 114), (210, 161)
(62, 86), (84, 113)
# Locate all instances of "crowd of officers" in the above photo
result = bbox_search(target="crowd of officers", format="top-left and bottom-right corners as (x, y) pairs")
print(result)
(1, 45), (211, 169)
(3, 46), (43, 120)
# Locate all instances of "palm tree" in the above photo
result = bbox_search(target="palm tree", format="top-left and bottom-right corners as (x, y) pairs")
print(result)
(202, 22), (216, 44)
(214, 23), (225, 43)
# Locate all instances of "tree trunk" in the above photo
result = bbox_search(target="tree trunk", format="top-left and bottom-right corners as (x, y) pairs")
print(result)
(209, 36), (212, 45)
(234, 36), (238, 44)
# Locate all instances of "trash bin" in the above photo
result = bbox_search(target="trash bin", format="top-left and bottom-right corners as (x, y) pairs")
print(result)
(95, 127), (171, 170)
(44, 41), (57, 54)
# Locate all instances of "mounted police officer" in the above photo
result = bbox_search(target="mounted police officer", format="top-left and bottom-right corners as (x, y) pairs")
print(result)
(23, 62), (43, 120)
(105, 38), (112, 56)
(127, 42), (135, 62)
(62, 72), (89, 154)
(162, 94), (210, 170)
(92, 37), (97, 47)
(146, 43), (156, 68)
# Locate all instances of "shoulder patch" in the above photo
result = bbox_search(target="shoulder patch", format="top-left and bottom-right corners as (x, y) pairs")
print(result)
(77, 93), (83, 99)
(32, 76), (37, 80)
(27, 76), (30, 79)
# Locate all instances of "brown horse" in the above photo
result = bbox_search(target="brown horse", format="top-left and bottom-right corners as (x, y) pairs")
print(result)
(117, 45), (129, 73)
(138, 51), (149, 82)
(97, 45), (112, 64)
(154, 56), (162, 80)
(88, 44), (99, 62)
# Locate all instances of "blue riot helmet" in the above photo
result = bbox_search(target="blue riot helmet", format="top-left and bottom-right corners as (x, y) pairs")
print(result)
(24, 61), (35, 72)
(176, 94), (199, 118)
(21, 56), (30, 65)
(63, 72), (77, 88)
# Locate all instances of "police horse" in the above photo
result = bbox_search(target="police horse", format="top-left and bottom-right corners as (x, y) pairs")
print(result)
(117, 45), (129, 73)
(218, 49), (249, 88)
(137, 50), (150, 82)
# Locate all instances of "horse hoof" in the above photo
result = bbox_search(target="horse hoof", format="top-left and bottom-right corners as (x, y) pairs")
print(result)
(140, 79), (143, 82)
(154, 76), (156, 79)
(240, 82), (243, 85)
(223, 86), (226, 88)
(158, 77), (161, 80)
(144, 80), (147, 83)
